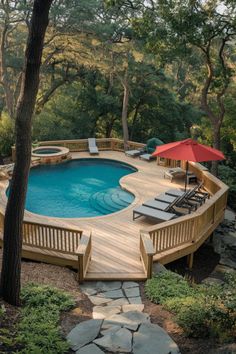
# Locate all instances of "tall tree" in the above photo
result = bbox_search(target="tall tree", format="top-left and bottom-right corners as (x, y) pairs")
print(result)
(0, 0), (53, 306)
(136, 0), (236, 174)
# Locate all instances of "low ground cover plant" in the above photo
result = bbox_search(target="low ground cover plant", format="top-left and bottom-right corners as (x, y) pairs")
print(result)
(17, 283), (75, 354)
(145, 271), (236, 342)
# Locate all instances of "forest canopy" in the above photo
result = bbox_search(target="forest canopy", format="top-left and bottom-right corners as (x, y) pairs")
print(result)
(0, 0), (236, 173)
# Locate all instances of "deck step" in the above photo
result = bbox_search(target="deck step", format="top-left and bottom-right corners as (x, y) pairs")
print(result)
(85, 272), (147, 281)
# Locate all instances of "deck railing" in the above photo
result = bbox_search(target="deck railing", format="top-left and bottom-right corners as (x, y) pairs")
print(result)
(144, 161), (228, 265)
(9, 138), (228, 278)
(140, 232), (155, 278)
(0, 211), (91, 281)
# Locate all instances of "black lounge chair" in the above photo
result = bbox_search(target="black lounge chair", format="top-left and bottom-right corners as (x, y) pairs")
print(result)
(166, 182), (209, 206)
(125, 149), (143, 158)
(133, 205), (177, 221)
(145, 194), (195, 214)
(139, 153), (156, 162)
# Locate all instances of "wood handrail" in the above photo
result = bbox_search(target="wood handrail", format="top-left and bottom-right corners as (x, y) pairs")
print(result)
(77, 232), (92, 282)
(140, 232), (155, 278)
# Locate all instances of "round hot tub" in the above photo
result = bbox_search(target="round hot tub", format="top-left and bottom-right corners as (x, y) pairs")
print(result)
(32, 146), (70, 164)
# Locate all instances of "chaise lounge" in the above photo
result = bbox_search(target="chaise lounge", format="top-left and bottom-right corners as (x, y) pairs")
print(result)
(88, 138), (99, 155)
(133, 205), (177, 221)
(125, 149), (144, 158)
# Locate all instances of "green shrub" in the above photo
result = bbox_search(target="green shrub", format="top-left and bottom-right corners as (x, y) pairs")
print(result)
(218, 165), (236, 210)
(176, 300), (210, 337)
(17, 283), (75, 354)
(145, 271), (236, 342)
(0, 113), (14, 157)
(21, 283), (75, 310)
(145, 271), (195, 304)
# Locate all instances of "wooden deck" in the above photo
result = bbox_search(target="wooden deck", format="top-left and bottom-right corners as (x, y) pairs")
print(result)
(0, 151), (186, 280)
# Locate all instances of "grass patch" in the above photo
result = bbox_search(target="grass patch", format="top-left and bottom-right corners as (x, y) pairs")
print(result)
(16, 283), (75, 354)
(145, 271), (236, 342)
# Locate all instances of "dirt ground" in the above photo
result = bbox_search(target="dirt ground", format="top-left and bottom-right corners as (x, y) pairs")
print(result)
(0, 244), (232, 353)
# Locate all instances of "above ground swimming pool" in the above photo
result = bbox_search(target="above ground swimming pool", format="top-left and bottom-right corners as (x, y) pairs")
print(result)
(10, 159), (137, 218)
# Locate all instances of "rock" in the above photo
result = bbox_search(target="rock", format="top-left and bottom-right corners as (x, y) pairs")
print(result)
(100, 325), (122, 336)
(103, 311), (150, 331)
(80, 282), (98, 296)
(133, 323), (180, 354)
(109, 298), (129, 306)
(93, 327), (132, 353)
(122, 304), (144, 312)
(128, 296), (142, 304)
(67, 319), (103, 351)
(76, 343), (105, 354)
(209, 343), (236, 354)
(224, 209), (235, 222)
(152, 262), (168, 274)
(93, 306), (121, 319)
(202, 277), (224, 286)
(88, 295), (112, 306)
(122, 281), (139, 289)
(96, 281), (122, 292)
(97, 289), (124, 299)
(124, 287), (140, 298)
(71, 307), (83, 316)
(213, 264), (235, 275)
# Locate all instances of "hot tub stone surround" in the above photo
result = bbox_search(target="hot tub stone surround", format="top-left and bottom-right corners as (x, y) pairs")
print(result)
(31, 145), (71, 164)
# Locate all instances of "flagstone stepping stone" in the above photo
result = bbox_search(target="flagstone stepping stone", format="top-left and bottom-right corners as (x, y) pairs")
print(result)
(93, 306), (121, 319)
(96, 281), (122, 292)
(67, 319), (103, 351)
(80, 282), (99, 296)
(76, 343), (105, 354)
(94, 327), (132, 353)
(109, 298), (129, 306)
(124, 287), (140, 297)
(88, 296), (113, 306)
(103, 311), (150, 331)
(133, 323), (181, 354)
(101, 325), (122, 336)
(122, 304), (144, 312)
(122, 281), (139, 289)
(128, 296), (142, 304)
(97, 289), (124, 299)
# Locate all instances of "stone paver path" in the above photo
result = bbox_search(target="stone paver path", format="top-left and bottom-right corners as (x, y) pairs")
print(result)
(67, 281), (181, 354)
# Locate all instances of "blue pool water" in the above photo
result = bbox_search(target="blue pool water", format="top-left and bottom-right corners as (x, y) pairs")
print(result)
(12, 159), (137, 218)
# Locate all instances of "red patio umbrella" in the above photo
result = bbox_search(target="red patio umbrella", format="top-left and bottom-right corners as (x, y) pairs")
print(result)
(152, 138), (225, 190)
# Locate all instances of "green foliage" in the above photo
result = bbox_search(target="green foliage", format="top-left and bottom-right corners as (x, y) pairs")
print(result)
(218, 165), (236, 210)
(17, 283), (75, 354)
(0, 113), (14, 157)
(145, 271), (236, 342)
(145, 271), (195, 304)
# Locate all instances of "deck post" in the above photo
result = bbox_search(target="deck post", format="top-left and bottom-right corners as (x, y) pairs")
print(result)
(187, 253), (194, 269)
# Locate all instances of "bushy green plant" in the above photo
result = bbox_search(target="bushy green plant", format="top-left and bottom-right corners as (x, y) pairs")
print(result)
(218, 165), (236, 210)
(21, 283), (75, 310)
(145, 271), (195, 304)
(145, 271), (236, 342)
(0, 113), (14, 157)
(17, 283), (75, 354)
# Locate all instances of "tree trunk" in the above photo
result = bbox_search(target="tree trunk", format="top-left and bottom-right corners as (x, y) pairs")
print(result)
(211, 125), (221, 176)
(0, 0), (53, 306)
(121, 71), (129, 151)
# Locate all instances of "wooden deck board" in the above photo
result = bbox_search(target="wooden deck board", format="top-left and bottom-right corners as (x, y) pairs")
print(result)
(0, 151), (186, 279)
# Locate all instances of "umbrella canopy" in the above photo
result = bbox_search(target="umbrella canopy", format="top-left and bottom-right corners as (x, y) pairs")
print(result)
(152, 138), (225, 162)
(152, 138), (225, 190)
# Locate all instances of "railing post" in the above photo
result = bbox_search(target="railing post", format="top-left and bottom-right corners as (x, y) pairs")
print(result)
(140, 232), (155, 279)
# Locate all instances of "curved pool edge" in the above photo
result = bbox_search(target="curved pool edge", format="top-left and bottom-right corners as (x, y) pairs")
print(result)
(1, 156), (141, 222)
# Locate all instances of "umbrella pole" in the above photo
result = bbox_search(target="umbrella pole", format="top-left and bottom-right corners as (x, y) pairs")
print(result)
(184, 161), (189, 191)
